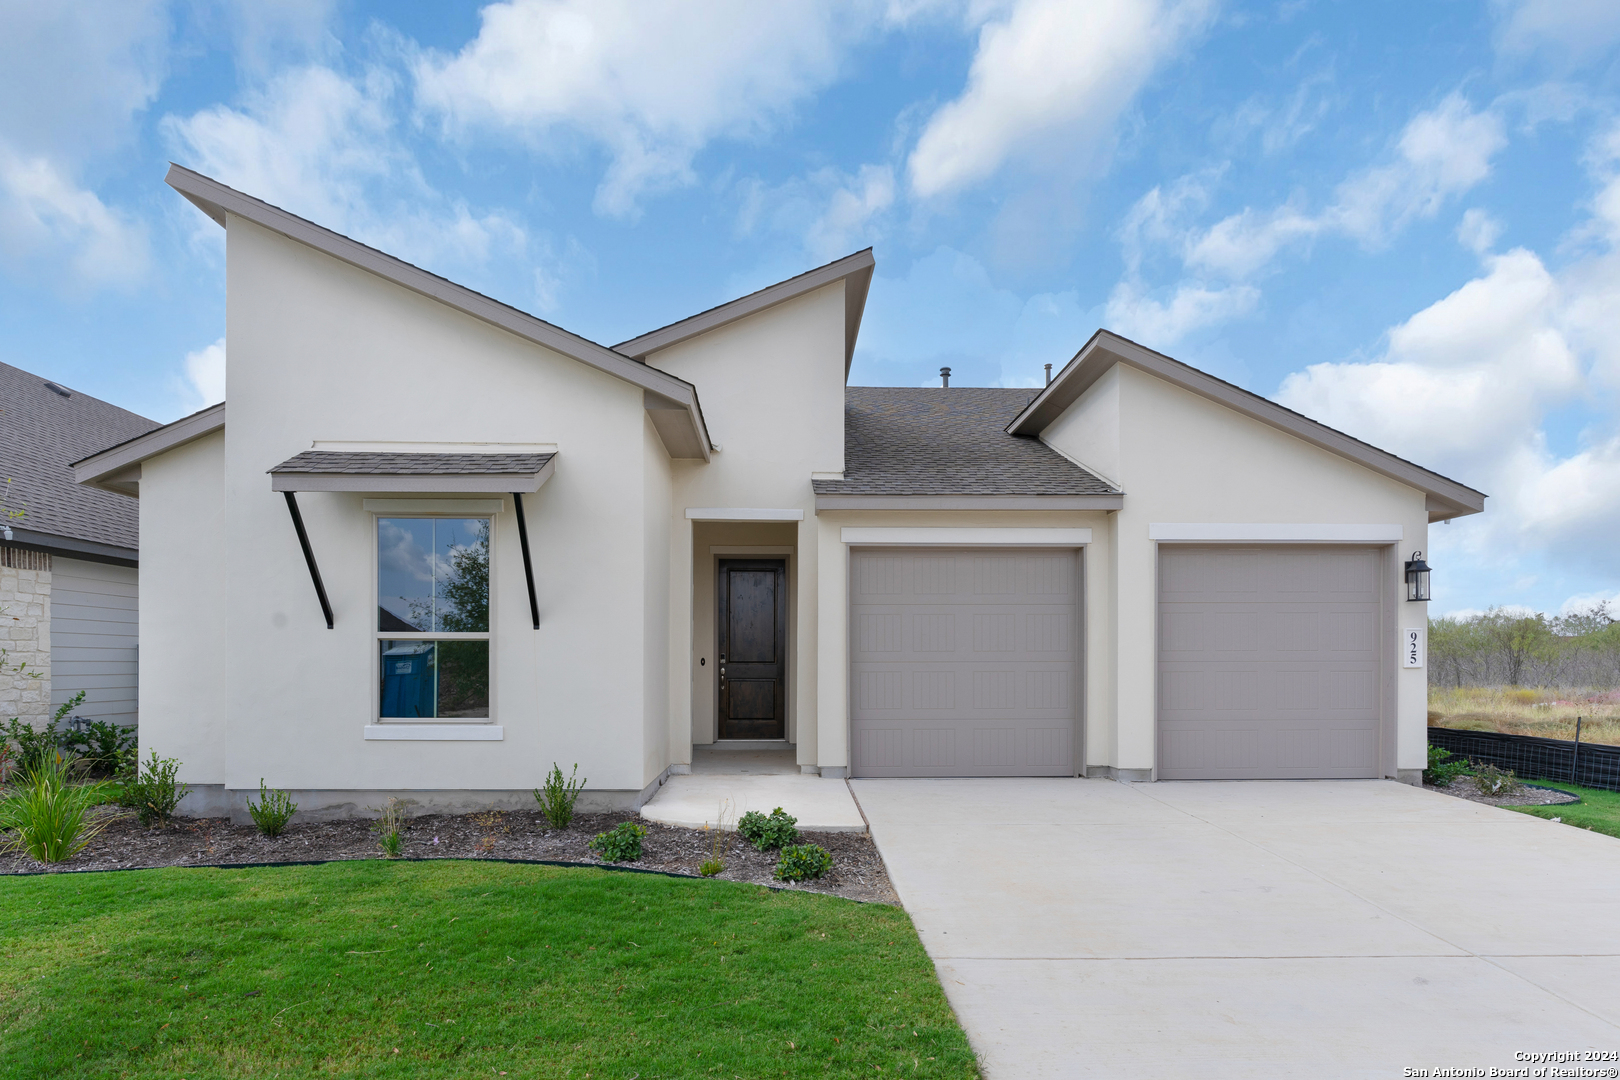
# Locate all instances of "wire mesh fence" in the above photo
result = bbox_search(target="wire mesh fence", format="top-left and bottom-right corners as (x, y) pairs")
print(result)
(1429, 726), (1620, 792)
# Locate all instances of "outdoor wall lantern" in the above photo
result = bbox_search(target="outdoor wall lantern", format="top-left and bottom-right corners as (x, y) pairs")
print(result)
(1405, 551), (1431, 602)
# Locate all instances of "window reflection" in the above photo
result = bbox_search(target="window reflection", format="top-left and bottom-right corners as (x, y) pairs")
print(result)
(377, 518), (490, 632)
(379, 640), (490, 718)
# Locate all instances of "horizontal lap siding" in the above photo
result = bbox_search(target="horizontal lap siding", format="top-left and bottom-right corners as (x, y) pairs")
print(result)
(1157, 546), (1381, 779)
(850, 548), (1078, 777)
(50, 558), (138, 727)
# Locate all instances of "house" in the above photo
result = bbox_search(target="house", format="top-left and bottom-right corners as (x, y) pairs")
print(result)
(0, 361), (158, 734)
(73, 165), (1484, 818)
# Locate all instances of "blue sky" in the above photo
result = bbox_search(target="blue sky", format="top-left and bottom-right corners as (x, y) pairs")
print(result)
(3, 0), (1620, 617)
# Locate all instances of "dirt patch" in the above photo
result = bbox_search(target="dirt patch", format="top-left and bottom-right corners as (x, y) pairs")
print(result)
(0, 808), (897, 904)
(1426, 778), (1581, 808)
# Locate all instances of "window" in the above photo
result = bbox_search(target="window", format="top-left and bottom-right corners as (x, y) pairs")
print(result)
(377, 517), (490, 720)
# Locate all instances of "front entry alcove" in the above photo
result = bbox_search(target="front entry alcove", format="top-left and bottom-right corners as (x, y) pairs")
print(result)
(690, 521), (797, 750)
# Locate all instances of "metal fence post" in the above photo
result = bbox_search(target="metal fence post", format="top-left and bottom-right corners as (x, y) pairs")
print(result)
(1571, 716), (1582, 785)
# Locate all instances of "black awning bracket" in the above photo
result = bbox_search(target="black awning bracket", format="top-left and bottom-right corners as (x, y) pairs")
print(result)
(283, 491), (335, 629)
(513, 491), (540, 629)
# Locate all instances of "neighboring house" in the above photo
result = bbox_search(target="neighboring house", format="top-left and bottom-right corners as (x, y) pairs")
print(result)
(73, 165), (1484, 818)
(0, 362), (158, 733)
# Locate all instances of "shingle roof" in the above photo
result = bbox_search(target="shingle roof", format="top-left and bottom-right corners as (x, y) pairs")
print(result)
(0, 362), (159, 553)
(812, 387), (1118, 496)
(270, 452), (555, 476)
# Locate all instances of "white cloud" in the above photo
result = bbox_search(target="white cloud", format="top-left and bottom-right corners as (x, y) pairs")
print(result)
(165, 65), (530, 282)
(908, 0), (1214, 199)
(1104, 279), (1258, 345)
(737, 164), (896, 262)
(185, 337), (227, 408)
(1456, 208), (1502, 255)
(1493, 0), (1620, 66)
(1273, 126), (1620, 585)
(0, 145), (149, 288)
(411, 0), (883, 217)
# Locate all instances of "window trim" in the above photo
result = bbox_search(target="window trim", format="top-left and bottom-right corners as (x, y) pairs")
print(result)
(372, 508), (498, 726)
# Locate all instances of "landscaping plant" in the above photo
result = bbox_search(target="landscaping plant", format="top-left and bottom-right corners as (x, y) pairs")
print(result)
(533, 762), (586, 828)
(1472, 761), (1524, 796)
(126, 749), (189, 826)
(246, 778), (297, 838)
(0, 752), (116, 863)
(589, 820), (646, 862)
(774, 843), (833, 882)
(60, 716), (136, 777)
(373, 797), (406, 857)
(699, 799), (735, 877)
(738, 806), (797, 851)
(1, 690), (86, 775)
(1424, 744), (1472, 787)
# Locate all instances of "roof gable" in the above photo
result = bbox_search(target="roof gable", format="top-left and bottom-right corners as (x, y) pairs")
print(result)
(1009, 330), (1486, 521)
(164, 164), (712, 461)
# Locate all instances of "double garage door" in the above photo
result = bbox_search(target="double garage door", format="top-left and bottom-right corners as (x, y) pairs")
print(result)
(848, 544), (1385, 780)
(850, 548), (1078, 778)
(1157, 545), (1385, 779)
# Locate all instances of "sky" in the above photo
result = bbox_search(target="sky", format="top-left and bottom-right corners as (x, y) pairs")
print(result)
(2, 0), (1619, 618)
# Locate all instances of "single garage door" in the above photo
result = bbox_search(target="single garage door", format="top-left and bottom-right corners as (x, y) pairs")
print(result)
(850, 547), (1078, 777)
(1157, 545), (1384, 780)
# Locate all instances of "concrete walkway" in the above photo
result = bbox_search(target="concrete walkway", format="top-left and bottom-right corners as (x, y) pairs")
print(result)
(640, 748), (866, 832)
(851, 777), (1620, 1078)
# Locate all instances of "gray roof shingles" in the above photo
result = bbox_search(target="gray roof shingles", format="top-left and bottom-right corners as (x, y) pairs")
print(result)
(270, 451), (555, 476)
(812, 387), (1118, 497)
(0, 363), (159, 552)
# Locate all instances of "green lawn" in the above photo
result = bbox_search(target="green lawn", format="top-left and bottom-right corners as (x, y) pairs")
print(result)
(0, 860), (979, 1078)
(1509, 781), (1620, 840)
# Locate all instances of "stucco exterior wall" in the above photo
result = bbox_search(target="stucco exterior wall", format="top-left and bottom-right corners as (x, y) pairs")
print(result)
(138, 429), (227, 780)
(0, 555), (51, 729)
(1045, 363), (1430, 778)
(642, 415), (672, 787)
(645, 284), (846, 770)
(214, 215), (661, 803)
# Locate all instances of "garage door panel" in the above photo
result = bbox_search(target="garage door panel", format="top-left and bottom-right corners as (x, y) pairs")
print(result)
(851, 548), (1079, 778)
(1158, 546), (1383, 780)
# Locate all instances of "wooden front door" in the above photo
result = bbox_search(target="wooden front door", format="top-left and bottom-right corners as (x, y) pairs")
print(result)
(717, 559), (787, 740)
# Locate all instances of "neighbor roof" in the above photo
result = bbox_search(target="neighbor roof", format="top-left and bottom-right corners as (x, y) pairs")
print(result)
(162, 164), (712, 461)
(269, 451), (556, 493)
(1008, 330), (1487, 522)
(0, 361), (160, 562)
(813, 388), (1122, 511)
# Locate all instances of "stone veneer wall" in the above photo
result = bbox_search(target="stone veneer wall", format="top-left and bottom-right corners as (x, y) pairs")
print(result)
(0, 546), (51, 728)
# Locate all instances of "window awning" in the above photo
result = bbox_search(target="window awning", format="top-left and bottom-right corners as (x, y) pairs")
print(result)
(269, 451), (556, 493)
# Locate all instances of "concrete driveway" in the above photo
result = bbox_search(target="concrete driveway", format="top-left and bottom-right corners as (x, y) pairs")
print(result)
(851, 778), (1620, 1079)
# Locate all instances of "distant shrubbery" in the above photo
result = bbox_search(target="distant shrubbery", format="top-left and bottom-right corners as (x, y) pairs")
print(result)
(1431, 604), (1620, 688)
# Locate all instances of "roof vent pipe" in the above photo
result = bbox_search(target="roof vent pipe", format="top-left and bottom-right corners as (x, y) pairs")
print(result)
(1044, 363), (1052, 386)
(940, 366), (951, 387)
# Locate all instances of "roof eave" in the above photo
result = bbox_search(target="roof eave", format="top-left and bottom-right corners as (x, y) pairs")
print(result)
(814, 493), (1124, 513)
(72, 402), (227, 495)
(613, 248), (876, 374)
(163, 164), (712, 462)
(1008, 330), (1488, 519)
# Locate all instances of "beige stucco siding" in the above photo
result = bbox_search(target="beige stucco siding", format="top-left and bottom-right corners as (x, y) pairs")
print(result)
(642, 414), (672, 787)
(645, 283), (847, 767)
(1045, 363), (1430, 777)
(218, 215), (660, 796)
(139, 428), (227, 781)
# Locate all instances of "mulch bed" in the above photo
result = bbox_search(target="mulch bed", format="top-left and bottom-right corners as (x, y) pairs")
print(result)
(1426, 778), (1581, 808)
(0, 808), (897, 904)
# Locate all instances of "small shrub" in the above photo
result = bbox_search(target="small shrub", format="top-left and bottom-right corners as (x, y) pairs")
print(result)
(474, 835), (498, 855)
(373, 797), (407, 858)
(738, 806), (797, 851)
(700, 799), (735, 876)
(61, 716), (135, 777)
(1473, 762), (1524, 796)
(1, 691), (84, 776)
(1424, 745), (1472, 787)
(774, 843), (832, 883)
(589, 820), (647, 862)
(127, 750), (189, 826)
(246, 778), (297, 838)
(0, 753), (115, 863)
(534, 762), (586, 829)
(698, 858), (723, 877)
